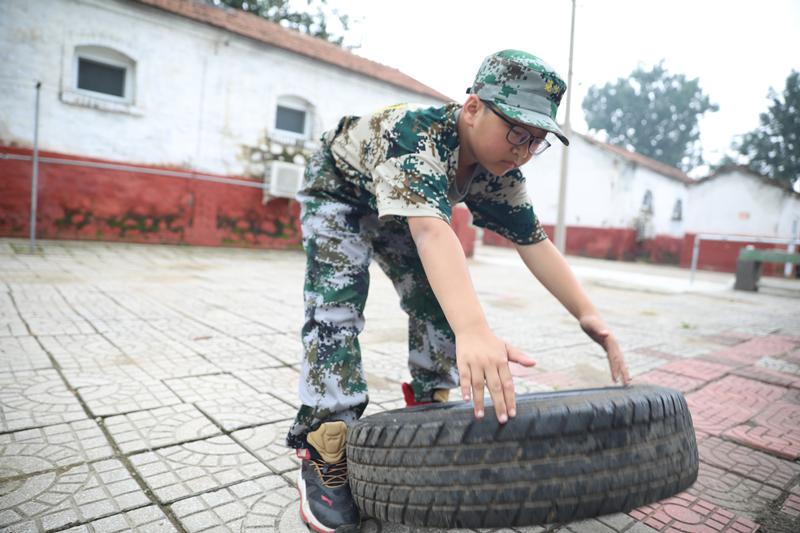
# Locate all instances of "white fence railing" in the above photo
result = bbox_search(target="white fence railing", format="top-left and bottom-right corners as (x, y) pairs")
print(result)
(689, 233), (800, 283)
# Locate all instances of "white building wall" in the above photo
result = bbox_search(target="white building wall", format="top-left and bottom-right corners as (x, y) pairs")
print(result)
(526, 136), (619, 227)
(778, 196), (800, 239)
(0, 0), (446, 176)
(526, 135), (687, 236)
(628, 166), (688, 238)
(687, 169), (800, 237)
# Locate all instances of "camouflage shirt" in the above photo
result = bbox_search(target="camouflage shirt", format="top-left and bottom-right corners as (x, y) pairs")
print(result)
(320, 102), (548, 245)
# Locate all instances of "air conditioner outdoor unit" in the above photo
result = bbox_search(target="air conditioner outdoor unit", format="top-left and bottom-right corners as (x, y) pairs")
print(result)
(263, 160), (304, 202)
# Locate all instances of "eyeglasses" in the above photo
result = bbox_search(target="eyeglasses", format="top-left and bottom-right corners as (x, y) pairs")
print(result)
(484, 102), (552, 155)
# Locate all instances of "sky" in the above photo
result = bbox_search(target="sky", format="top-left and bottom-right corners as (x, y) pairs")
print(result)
(333, 0), (800, 171)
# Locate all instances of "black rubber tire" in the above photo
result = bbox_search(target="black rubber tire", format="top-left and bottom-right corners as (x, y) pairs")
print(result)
(346, 385), (698, 528)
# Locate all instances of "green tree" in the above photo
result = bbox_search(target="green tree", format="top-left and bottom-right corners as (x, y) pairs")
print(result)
(728, 70), (800, 187)
(582, 62), (718, 172)
(205, 0), (350, 46)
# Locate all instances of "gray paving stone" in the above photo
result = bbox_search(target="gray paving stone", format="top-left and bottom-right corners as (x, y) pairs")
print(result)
(688, 462), (783, 520)
(243, 333), (304, 365)
(623, 525), (661, 533)
(247, 310), (302, 336)
(23, 316), (97, 336)
(0, 317), (29, 337)
(170, 474), (294, 532)
(571, 513), (659, 532)
(650, 341), (713, 358)
(175, 335), (275, 359)
(203, 351), (285, 373)
(730, 324), (783, 337)
(61, 367), (170, 389)
(104, 403), (222, 454)
(378, 397), (412, 410)
(595, 512), (652, 531)
(609, 350), (667, 377)
(38, 334), (125, 362)
(13, 299), (73, 316)
(102, 332), (199, 359)
(232, 420), (299, 474)
(196, 320), (277, 338)
(60, 505), (177, 532)
(366, 341), (409, 359)
(57, 295), (140, 324)
(37, 335), (214, 384)
(69, 319), (160, 339)
(0, 459), (150, 532)
(4, 284), (62, 301)
(0, 369), (87, 432)
(164, 373), (260, 403)
(2, 237), (799, 533)
(0, 336), (52, 372)
(197, 394), (295, 431)
(0, 420), (114, 479)
(365, 380), (404, 405)
(277, 499), (315, 533)
(144, 317), (221, 338)
(359, 325), (408, 346)
(359, 518), (488, 533)
(512, 378), (556, 395)
(757, 355), (800, 376)
(77, 378), (182, 417)
(130, 435), (271, 503)
(61, 356), (220, 387)
(616, 331), (678, 353)
(563, 518), (618, 533)
(362, 350), (413, 384)
(519, 345), (602, 373)
(234, 367), (301, 405)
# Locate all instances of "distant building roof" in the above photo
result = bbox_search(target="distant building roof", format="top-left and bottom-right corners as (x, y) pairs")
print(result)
(577, 132), (695, 184)
(134, 0), (451, 102)
(697, 164), (799, 196)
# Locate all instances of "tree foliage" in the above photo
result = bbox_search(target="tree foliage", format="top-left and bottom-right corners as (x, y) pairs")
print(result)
(582, 62), (718, 172)
(729, 70), (800, 187)
(205, 0), (350, 46)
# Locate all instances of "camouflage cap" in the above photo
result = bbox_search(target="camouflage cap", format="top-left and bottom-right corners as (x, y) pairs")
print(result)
(467, 49), (569, 146)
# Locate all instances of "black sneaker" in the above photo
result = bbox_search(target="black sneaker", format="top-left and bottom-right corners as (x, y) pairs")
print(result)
(296, 421), (360, 533)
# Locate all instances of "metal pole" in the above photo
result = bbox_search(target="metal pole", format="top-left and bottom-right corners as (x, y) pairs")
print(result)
(786, 219), (798, 277)
(555, 0), (576, 253)
(689, 234), (701, 284)
(29, 81), (42, 253)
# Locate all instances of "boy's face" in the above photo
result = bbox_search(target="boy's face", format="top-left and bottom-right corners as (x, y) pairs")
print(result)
(464, 97), (550, 176)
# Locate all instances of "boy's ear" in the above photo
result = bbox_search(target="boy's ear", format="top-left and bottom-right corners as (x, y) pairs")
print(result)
(461, 94), (483, 125)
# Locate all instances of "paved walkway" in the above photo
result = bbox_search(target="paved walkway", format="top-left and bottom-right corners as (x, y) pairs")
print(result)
(1, 238), (799, 533)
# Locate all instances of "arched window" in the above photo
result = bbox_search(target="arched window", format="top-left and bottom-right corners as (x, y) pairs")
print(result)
(275, 96), (313, 140)
(74, 45), (135, 102)
(672, 199), (683, 221)
(641, 190), (653, 214)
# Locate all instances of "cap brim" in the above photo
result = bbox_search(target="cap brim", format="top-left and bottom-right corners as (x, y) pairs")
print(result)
(494, 102), (569, 146)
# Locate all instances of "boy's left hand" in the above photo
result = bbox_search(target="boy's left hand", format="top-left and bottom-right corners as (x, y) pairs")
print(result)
(579, 315), (631, 385)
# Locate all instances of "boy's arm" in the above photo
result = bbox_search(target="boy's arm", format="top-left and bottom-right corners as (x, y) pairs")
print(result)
(407, 216), (536, 422)
(515, 238), (631, 384)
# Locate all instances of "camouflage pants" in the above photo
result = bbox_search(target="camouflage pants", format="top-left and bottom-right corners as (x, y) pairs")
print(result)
(285, 144), (458, 448)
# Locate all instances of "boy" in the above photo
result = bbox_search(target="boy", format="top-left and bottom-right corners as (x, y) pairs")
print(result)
(287, 50), (631, 533)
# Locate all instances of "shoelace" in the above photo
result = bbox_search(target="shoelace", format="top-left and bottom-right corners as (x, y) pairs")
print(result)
(311, 458), (349, 488)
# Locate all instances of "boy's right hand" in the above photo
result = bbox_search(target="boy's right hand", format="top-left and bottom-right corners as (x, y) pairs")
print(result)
(456, 326), (537, 423)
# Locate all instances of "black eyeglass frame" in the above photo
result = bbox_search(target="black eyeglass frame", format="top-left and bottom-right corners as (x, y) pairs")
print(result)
(483, 102), (552, 156)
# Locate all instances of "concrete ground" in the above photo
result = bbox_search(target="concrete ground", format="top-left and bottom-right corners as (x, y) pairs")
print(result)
(1, 237), (799, 533)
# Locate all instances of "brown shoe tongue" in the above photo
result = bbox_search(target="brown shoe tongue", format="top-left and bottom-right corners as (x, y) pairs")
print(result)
(433, 389), (450, 403)
(307, 421), (347, 464)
